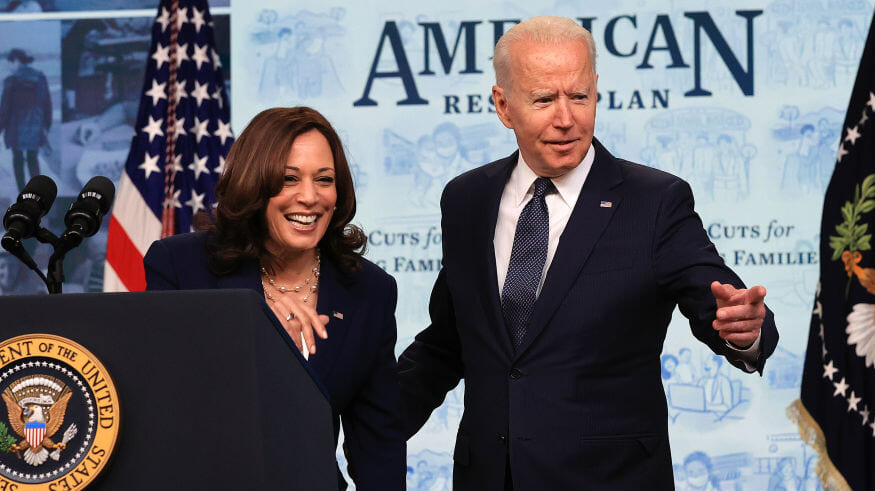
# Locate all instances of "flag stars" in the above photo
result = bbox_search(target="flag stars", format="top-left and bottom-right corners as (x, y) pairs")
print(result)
(192, 43), (210, 70)
(175, 80), (188, 102)
(155, 6), (170, 32)
(867, 91), (875, 111)
(189, 155), (209, 180)
(215, 155), (225, 175)
(191, 80), (210, 107)
(191, 7), (206, 33)
(211, 48), (222, 69)
(139, 152), (162, 179)
(861, 108), (869, 126)
(861, 405), (871, 426)
(165, 189), (182, 209)
(823, 360), (837, 380)
(847, 391), (861, 412)
(152, 43), (170, 68)
(186, 190), (206, 214)
(192, 117), (209, 143)
(175, 6), (189, 31)
(833, 377), (849, 397)
(837, 143), (849, 163)
(175, 43), (190, 65)
(844, 125), (862, 145)
(144, 79), (166, 106)
(142, 115), (164, 142)
(214, 120), (233, 146)
(813, 300), (822, 319)
(174, 116), (186, 137)
(211, 86), (224, 109)
(171, 153), (184, 174)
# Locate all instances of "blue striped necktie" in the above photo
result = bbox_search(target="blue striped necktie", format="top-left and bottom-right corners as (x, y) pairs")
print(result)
(501, 177), (553, 349)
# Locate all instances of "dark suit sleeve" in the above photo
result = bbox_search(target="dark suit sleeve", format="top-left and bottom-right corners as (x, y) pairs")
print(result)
(341, 275), (406, 491)
(143, 239), (180, 290)
(652, 178), (778, 374)
(398, 182), (467, 438)
(397, 267), (465, 438)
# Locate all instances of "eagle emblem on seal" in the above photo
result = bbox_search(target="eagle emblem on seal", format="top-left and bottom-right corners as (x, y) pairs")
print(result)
(1, 375), (78, 466)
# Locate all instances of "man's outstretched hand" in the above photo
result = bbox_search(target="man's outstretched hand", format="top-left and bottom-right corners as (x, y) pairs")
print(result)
(711, 281), (767, 349)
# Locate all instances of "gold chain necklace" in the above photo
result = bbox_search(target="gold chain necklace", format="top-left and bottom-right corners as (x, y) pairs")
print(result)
(261, 251), (320, 304)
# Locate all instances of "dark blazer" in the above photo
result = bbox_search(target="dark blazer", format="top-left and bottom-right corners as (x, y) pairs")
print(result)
(144, 231), (405, 491)
(398, 140), (779, 491)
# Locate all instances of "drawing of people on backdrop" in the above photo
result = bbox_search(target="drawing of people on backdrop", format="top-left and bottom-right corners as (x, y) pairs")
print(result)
(0, 48), (52, 192)
(766, 457), (801, 491)
(678, 451), (720, 491)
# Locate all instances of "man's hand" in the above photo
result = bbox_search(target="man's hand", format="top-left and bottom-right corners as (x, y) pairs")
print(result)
(710, 281), (767, 349)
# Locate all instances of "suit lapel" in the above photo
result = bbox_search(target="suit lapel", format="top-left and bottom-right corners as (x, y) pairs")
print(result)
(514, 140), (624, 358)
(307, 258), (353, 383)
(471, 153), (517, 356)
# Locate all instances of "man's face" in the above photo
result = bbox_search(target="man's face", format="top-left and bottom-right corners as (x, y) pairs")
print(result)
(493, 39), (597, 178)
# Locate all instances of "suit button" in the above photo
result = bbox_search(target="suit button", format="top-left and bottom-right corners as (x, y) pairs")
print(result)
(509, 368), (522, 380)
(498, 435), (507, 446)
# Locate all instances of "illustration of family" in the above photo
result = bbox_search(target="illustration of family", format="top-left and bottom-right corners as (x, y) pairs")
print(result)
(662, 348), (748, 420)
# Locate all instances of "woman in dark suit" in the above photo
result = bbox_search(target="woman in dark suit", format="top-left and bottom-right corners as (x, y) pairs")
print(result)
(143, 107), (404, 490)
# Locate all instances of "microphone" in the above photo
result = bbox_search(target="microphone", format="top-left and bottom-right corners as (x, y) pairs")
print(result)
(2, 175), (57, 249)
(63, 176), (115, 239)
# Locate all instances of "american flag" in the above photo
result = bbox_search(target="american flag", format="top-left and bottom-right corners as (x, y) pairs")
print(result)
(103, 0), (233, 292)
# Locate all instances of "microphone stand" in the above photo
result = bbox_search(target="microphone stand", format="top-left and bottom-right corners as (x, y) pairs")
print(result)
(33, 226), (86, 294)
(0, 233), (49, 289)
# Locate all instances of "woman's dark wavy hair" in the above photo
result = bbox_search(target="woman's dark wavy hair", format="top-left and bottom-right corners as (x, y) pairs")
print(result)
(202, 106), (365, 277)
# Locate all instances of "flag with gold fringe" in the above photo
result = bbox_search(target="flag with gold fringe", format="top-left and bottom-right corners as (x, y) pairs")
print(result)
(787, 12), (875, 491)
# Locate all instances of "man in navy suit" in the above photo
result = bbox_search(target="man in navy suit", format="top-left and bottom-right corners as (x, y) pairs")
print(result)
(398, 16), (778, 490)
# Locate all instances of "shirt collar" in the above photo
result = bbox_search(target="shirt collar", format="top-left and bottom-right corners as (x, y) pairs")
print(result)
(509, 144), (595, 209)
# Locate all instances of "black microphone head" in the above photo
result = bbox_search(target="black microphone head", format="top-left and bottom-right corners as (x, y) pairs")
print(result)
(79, 176), (115, 214)
(64, 176), (116, 238)
(19, 175), (57, 217)
(3, 175), (57, 240)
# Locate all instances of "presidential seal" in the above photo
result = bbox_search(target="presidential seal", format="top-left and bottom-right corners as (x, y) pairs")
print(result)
(0, 334), (120, 490)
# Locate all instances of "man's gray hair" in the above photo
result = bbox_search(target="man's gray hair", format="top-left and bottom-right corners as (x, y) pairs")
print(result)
(493, 16), (597, 89)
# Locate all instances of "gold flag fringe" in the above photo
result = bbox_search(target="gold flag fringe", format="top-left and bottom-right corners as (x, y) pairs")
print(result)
(786, 399), (853, 491)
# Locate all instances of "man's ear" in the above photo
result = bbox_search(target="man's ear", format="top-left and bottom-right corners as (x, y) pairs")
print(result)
(492, 85), (513, 130)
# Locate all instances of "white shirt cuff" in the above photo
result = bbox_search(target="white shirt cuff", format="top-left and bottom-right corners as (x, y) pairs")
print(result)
(724, 332), (761, 371)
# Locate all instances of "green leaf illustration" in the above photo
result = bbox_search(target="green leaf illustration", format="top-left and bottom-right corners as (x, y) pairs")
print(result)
(0, 422), (17, 453)
(830, 174), (875, 264)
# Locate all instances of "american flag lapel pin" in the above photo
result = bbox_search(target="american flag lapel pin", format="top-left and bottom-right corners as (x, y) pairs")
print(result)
(332, 311), (344, 320)
(600, 201), (612, 208)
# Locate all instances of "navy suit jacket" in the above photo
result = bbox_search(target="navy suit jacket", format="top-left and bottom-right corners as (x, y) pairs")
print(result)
(398, 140), (778, 490)
(144, 232), (405, 491)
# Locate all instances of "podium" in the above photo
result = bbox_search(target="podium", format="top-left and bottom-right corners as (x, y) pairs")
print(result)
(0, 289), (338, 490)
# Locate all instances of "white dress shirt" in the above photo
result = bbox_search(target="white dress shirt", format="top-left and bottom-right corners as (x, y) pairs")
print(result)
(494, 145), (595, 296)
(492, 145), (760, 363)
